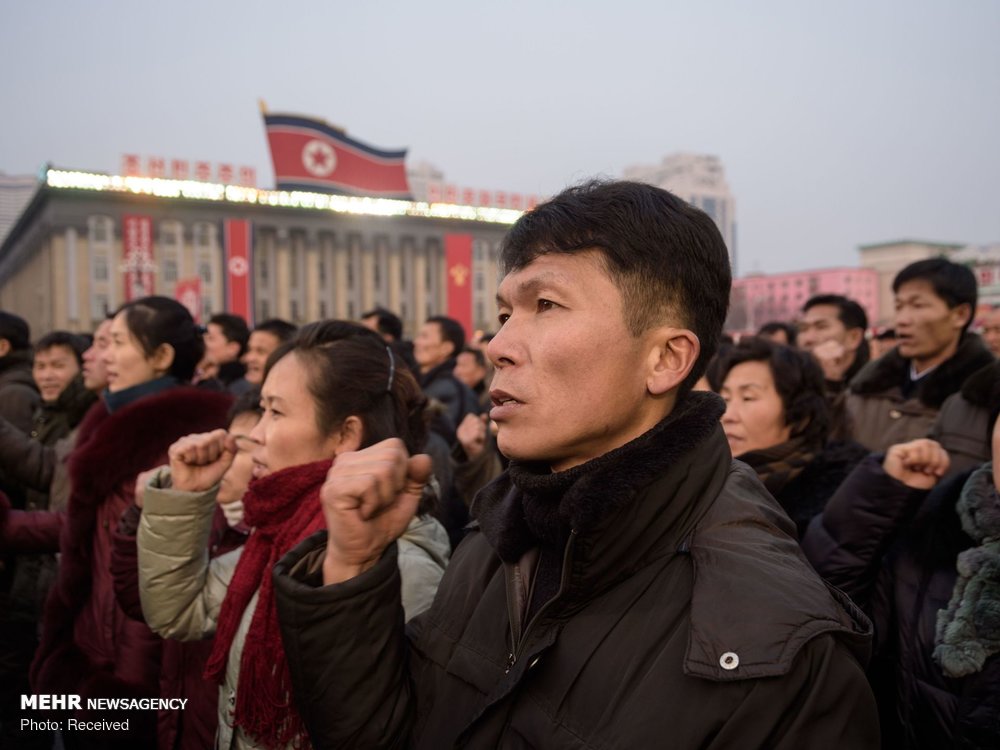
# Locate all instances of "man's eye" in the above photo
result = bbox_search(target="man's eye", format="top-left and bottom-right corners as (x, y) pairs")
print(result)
(497, 313), (510, 326)
(537, 299), (555, 312)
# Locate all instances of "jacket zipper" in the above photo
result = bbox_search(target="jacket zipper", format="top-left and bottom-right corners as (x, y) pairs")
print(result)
(505, 529), (578, 674)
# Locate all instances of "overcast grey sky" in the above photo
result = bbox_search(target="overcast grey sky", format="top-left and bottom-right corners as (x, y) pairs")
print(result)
(2, 0), (997, 274)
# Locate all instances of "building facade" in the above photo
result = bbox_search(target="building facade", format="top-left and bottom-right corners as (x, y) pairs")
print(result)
(0, 169), (517, 338)
(623, 153), (737, 273)
(728, 267), (880, 334)
(0, 172), (39, 246)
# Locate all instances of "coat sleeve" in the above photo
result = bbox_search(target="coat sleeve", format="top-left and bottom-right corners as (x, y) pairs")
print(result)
(0, 414), (56, 492)
(0, 383), (39, 437)
(111, 504), (145, 621)
(274, 532), (416, 750)
(801, 454), (926, 608)
(137, 475), (238, 640)
(705, 634), (880, 749)
(0, 491), (63, 553)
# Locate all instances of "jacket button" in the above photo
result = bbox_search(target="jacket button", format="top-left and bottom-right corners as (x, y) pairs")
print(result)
(889, 409), (902, 419)
(720, 652), (739, 670)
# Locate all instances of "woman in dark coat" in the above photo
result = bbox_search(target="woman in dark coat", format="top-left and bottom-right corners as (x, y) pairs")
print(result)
(707, 337), (869, 538)
(29, 297), (232, 749)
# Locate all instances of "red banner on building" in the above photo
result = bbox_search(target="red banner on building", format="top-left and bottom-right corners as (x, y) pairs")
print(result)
(263, 113), (411, 198)
(175, 278), (202, 323)
(122, 215), (155, 301)
(224, 219), (253, 324)
(446, 234), (473, 338)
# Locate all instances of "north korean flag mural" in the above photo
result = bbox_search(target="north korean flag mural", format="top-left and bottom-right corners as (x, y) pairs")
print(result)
(224, 219), (253, 324)
(446, 234), (473, 338)
(263, 113), (412, 199)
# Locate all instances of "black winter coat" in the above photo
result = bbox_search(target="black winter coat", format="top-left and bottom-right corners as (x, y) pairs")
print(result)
(803, 456), (1000, 749)
(275, 393), (878, 749)
(770, 440), (870, 539)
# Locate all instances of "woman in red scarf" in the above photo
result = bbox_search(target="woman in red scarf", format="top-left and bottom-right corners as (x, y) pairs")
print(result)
(135, 321), (451, 749)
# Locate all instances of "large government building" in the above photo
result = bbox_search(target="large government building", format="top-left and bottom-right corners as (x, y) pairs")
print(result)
(0, 168), (519, 337)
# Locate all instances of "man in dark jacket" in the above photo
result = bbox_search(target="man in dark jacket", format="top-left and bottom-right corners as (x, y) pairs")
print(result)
(198, 312), (252, 395)
(846, 258), (994, 453)
(414, 315), (480, 432)
(273, 180), (879, 749)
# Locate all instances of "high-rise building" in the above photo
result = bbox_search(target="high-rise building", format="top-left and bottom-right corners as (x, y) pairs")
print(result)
(623, 153), (737, 273)
(0, 172), (39, 245)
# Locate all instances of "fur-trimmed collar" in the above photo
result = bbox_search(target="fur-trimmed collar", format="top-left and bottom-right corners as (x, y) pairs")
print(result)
(69, 386), (232, 507)
(849, 335), (994, 409)
(960, 360), (1000, 410)
(31, 385), (232, 700)
(474, 391), (726, 562)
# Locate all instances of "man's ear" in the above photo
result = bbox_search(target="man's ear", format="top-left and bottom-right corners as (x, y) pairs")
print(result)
(0, 339), (10, 358)
(845, 327), (864, 352)
(950, 303), (972, 331)
(646, 328), (700, 396)
(150, 343), (176, 376)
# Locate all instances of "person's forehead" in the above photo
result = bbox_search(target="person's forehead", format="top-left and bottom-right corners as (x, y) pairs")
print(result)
(36, 345), (76, 360)
(497, 252), (608, 298)
(250, 330), (280, 348)
(725, 360), (775, 387)
(895, 279), (943, 301)
(804, 304), (842, 322)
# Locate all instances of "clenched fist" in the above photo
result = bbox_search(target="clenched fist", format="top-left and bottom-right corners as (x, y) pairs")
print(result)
(320, 438), (433, 585)
(883, 438), (950, 490)
(168, 429), (238, 493)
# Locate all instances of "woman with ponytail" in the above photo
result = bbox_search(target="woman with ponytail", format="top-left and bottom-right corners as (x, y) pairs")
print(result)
(136, 320), (449, 749)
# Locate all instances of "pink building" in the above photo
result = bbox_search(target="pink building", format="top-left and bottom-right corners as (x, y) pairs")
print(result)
(728, 267), (879, 334)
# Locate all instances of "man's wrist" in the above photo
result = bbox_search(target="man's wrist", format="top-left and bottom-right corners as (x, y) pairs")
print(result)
(322, 552), (379, 585)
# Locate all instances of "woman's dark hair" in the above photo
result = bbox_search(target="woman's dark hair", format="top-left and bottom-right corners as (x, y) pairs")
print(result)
(707, 336), (830, 448)
(263, 320), (428, 455)
(116, 296), (205, 383)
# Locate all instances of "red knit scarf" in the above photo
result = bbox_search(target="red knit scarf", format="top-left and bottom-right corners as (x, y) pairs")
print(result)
(204, 458), (332, 749)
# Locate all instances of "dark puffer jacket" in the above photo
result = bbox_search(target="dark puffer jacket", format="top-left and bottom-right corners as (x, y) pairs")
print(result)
(274, 393), (878, 749)
(3, 376), (98, 623)
(29, 386), (231, 744)
(803, 457), (1000, 749)
(846, 334), (994, 453)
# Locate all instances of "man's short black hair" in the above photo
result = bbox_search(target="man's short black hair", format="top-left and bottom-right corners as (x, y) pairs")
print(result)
(803, 294), (869, 332)
(35, 331), (88, 366)
(426, 316), (465, 360)
(757, 321), (798, 346)
(253, 318), (297, 343)
(208, 313), (251, 355)
(362, 307), (404, 341)
(459, 345), (486, 369)
(0, 312), (31, 352)
(893, 258), (978, 334)
(500, 179), (731, 393)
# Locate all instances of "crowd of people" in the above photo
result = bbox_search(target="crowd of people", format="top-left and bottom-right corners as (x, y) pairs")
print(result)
(0, 178), (996, 749)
